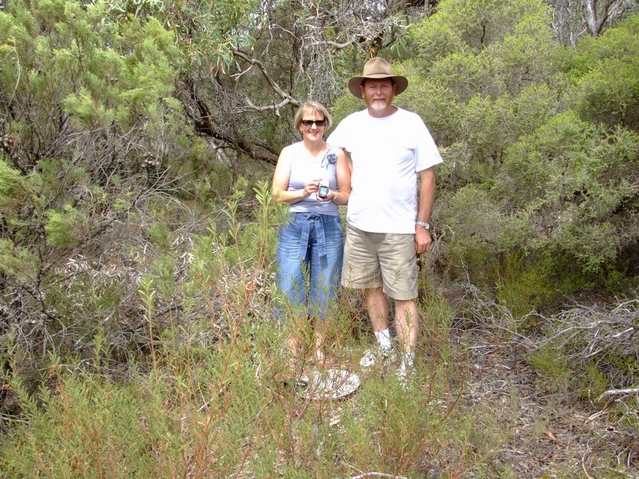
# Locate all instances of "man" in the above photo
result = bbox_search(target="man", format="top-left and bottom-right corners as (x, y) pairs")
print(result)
(327, 57), (442, 379)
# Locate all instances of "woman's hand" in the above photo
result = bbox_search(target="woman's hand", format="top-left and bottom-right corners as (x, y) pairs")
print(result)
(303, 179), (320, 199)
(316, 188), (334, 202)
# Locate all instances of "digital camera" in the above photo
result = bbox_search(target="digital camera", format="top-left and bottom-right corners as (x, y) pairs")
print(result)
(318, 179), (329, 199)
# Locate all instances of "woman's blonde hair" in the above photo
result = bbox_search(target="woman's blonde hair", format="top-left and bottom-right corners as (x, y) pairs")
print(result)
(293, 101), (333, 130)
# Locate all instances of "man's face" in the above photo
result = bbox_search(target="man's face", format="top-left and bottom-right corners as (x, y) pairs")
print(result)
(361, 79), (396, 113)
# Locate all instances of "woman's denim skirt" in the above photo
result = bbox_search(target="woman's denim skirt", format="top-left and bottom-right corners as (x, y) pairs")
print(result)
(275, 212), (343, 319)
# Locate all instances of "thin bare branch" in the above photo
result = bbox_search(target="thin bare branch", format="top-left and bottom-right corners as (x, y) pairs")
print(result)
(233, 50), (300, 109)
(597, 387), (639, 401)
(244, 96), (294, 116)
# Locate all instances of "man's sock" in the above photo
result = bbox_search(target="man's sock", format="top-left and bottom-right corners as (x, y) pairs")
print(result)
(374, 328), (392, 351)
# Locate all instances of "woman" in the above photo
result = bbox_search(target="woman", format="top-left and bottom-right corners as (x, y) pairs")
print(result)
(272, 101), (351, 365)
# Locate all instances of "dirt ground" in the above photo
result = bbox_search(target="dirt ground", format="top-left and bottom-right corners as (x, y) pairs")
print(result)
(436, 334), (639, 478)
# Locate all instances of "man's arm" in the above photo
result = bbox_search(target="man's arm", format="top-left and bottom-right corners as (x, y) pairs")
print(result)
(415, 167), (436, 255)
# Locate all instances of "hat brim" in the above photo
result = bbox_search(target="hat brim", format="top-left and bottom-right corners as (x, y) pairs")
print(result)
(348, 75), (408, 99)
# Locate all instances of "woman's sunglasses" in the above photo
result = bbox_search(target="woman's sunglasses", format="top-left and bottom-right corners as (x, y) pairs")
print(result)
(301, 119), (327, 127)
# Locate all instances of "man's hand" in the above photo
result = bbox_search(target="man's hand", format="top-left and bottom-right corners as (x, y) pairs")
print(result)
(414, 227), (432, 255)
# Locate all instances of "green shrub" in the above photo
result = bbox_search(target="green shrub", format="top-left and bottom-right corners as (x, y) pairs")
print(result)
(493, 112), (639, 285)
(495, 252), (553, 326)
(568, 15), (639, 132)
(527, 344), (572, 395)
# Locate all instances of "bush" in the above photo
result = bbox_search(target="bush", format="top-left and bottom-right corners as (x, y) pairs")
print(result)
(568, 15), (639, 132)
(493, 112), (639, 284)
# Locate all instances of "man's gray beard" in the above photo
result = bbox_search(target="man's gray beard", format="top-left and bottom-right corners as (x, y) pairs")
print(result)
(368, 100), (389, 112)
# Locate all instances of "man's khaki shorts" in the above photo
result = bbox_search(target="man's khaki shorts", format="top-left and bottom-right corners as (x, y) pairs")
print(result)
(341, 224), (418, 300)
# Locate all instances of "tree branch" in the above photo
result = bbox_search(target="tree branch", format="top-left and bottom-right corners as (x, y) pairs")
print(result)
(233, 51), (300, 113)
(244, 96), (293, 116)
(597, 387), (639, 401)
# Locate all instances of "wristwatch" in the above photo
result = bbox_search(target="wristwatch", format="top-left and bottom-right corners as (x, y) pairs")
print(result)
(416, 221), (431, 230)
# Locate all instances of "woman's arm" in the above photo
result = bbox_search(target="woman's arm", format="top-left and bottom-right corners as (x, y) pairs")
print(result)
(271, 146), (319, 204)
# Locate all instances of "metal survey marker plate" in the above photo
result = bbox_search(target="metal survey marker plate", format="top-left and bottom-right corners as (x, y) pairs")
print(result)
(298, 369), (360, 400)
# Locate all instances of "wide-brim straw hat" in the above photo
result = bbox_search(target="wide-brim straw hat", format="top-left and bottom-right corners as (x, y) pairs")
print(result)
(348, 57), (408, 99)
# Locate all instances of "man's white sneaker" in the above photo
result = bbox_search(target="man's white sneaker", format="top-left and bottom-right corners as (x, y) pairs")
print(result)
(397, 361), (417, 387)
(359, 347), (398, 368)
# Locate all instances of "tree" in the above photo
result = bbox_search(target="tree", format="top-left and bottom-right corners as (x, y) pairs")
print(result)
(129, 0), (432, 164)
(548, 0), (639, 45)
(0, 0), (201, 359)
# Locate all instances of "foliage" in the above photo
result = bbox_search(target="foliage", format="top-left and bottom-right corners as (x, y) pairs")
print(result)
(409, 0), (552, 60)
(0, 1), (229, 368)
(495, 252), (553, 325)
(396, 1), (639, 294)
(1, 0), (639, 476)
(525, 298), (639, 406)
(0, 187), (489, 479)
(494, 113), (639, 280)
(567, 14), (639, 132)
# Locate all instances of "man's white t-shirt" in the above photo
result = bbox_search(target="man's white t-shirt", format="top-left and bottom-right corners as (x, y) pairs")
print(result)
(327, 107), (443, 234)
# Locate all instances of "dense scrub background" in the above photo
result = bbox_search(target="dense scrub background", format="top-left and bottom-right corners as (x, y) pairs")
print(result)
(1, 0), (639, 476)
